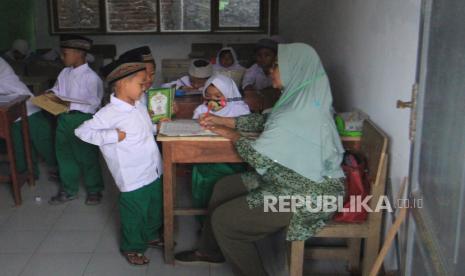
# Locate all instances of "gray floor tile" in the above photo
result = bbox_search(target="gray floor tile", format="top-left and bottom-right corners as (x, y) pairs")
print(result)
(209, 263), (235, 276)
(20, 253), (92, 276)
(0, 253), (32, 276)
(84, 252), (147, 276)
(147, 250), (210, 276)
(2, 208), (62, 231)
(93, 222), (120, 254)
(0, 230), (48, 253)
(37, 230), (101, 253)
(53, 211), (110, 232)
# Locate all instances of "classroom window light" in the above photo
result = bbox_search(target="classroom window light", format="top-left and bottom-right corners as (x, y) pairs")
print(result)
(49, 0), (275, 34)
(219, 0), (260, 28)
(160, 0), (211, 32)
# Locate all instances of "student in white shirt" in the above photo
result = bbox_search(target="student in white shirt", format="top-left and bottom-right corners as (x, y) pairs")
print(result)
(163, 59), (213, 93)
(191, 74), (250, 222)
(0, 57), (56, 178)
(241, 38), (278, 91)
(75, 51), (163, 266)
(48, 35), (104, 206)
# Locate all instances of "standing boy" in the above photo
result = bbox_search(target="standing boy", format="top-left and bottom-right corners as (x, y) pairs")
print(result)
(75, 51), (163, 265)
(48, 34), (104, 205)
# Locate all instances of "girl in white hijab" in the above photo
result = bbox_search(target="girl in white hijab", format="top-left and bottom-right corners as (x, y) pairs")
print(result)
(212, 47), (246, 87)
(191, 74), (250, 222)
(192, 74), (250, 119)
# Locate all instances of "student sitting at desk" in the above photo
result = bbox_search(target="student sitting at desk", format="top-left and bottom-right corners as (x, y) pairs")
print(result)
(213, 47), (245, 86)
(176, 43), (345, 276)
(75, 52), (163, 266)
(241, 38), (278, 91)
(0, 57), (56, 179)
(191, 74), (250, 221)
(163, 59), (212, 93)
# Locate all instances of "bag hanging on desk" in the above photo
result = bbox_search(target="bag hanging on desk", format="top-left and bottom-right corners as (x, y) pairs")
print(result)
(333, 151), (370, 223)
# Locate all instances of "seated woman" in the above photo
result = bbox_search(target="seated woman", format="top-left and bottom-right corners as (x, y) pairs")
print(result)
(175, 43), (346, 276)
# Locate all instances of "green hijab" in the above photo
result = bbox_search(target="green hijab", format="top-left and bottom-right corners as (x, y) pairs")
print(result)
(251, 43), (345, 182)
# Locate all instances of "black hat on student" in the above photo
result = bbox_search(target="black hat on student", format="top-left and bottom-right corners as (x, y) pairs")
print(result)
(120, 46), (154, 63)
(101, 53), (146, 84)
(255, 38), (278, 53)
(60, 34), (93, 52)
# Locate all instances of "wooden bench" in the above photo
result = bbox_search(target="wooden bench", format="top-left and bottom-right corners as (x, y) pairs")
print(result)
(289, 119), (388, 276)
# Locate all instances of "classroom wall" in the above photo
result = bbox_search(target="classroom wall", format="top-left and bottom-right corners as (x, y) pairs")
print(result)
(33, 0), (267, 85)
(279, 0), (422, 271)
(0, 0), (36, 50)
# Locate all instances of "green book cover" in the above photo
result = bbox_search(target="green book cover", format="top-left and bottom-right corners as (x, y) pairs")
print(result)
(147, 87), (174, 123)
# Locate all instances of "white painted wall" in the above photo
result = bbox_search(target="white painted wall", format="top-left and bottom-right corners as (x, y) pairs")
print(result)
(279, 0), (422, 270)
(33, 0), (266, 85)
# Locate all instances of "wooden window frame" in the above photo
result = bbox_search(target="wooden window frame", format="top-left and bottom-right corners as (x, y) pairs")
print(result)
(48, 0), (278, 35)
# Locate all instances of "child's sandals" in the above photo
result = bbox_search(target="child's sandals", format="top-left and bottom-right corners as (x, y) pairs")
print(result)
(122, 252), (150, 266)
(148, 239), (165, 249)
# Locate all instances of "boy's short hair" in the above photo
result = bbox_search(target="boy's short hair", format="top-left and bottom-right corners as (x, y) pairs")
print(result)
(189, 59), (212, 79)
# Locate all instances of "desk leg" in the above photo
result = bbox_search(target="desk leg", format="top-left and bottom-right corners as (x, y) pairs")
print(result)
(163, 143), (176, 264)
(20, 108), (34, 186)
(5, 124), (21, 205)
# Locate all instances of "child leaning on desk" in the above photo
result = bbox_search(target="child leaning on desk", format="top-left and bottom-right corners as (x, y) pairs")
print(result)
(162, 58), (213, 93)
(191, 74), (250, 222)
(74, 51), (164, 266)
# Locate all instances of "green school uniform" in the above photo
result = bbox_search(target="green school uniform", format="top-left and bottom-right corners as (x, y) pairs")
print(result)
(0, 111), (56, 177)
(55, 112), (103, 196)
(192, 163), (247, 210)
(119, 178), (163, 253)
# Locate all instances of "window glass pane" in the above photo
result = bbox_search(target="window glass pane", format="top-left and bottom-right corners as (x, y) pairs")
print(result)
(106, 0), (157, 32)
(219, 0), (260, 28)
(160, 0), (210, 31)
(56, 0), (101, 29)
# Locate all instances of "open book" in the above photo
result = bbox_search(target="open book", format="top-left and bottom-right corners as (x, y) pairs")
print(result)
(159, 119), (218, 137)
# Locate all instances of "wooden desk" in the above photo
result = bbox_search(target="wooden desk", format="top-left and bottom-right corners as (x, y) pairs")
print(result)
(0, 95), (35, 205)
(157, 135), (243, 264)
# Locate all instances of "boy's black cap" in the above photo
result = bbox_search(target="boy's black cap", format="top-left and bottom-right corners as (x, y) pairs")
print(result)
(101, 51), (146, 84)
(120, 46), (154, 63)
(60, 34), (93, 52)
(255, 38), (278, 53)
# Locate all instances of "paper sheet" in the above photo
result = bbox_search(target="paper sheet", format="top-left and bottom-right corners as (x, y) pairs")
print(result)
(159, 119), (218, 137)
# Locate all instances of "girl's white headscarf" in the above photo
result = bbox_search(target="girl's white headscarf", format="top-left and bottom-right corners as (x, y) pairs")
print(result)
(193, 74), (250, 119)
(213, 47), (244, 71)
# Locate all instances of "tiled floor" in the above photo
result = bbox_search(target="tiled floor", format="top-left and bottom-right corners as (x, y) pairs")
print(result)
(0, 162), (350, 276)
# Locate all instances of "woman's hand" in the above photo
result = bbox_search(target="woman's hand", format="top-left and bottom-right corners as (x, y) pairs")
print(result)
(205, 125), (241, 142)
(199, 114), (236, 129)
(117, 129), (126, 142)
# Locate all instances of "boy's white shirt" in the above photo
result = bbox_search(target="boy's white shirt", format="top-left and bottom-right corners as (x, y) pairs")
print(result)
(0, 57), (40, 117)
(241, 63), (273, 90)
(75, 94), (162, 192)
(50, 63), (103, 114)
